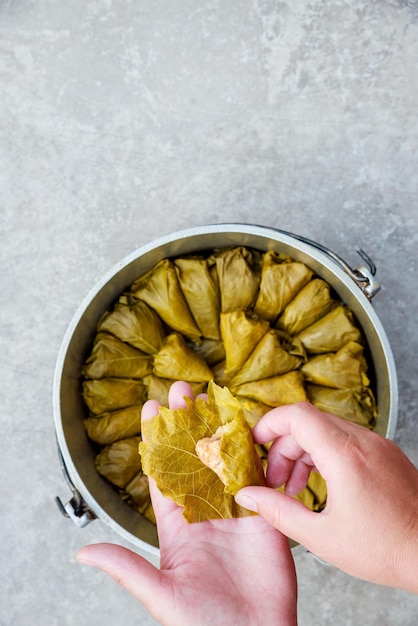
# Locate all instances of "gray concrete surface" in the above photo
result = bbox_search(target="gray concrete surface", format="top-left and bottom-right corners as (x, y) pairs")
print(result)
(1, 1), (418, 624)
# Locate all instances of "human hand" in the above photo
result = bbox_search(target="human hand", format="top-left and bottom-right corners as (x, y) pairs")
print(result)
(235, 402), (418, 594)
(77, 382), (298, 626)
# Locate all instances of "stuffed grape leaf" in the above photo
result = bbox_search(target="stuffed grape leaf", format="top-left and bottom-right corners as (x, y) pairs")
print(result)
(277, 278), (335, 336)
(95, 436), (142, 489)
(82, 378), (147, 415)
(220, 310), (269, 376)
(301, 341), (369, 388)
(153, 333), (214, 382)
(254, 251), (313, 321)
(307, 384), (377, 428)
(229, 329), (303, 387)
(174, 256), (221, 340)
(131, 259), (201, 341)
(97, 300), (165, 354)
(83, 332), (153, 379)
(214, 247), (261, 313)
(232, 370), (307, 407)
(84, 405), (142, 445)
(296, 306), (362, 353)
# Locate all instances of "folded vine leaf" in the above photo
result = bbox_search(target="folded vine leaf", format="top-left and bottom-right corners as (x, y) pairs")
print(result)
(229, 329), (303, 387)
(130, 259), (201, 341)
(97, 300), (165, 354)
(232, 371), (307, 407)
(95, 437), (143, 489)
(276, 278), (335, 336)
(296, 306), (363, 354)
(214, 246), (261, 313)
(220, 310), (270, 376)
(307, 384), (377, 428)
(237, 398), (271, 428)
(174, 256), (221, 340)
(122, 471), (152, 515)
(301, 341), (369, 389)
(139, 382), (264, 522)
(190, 338), (226, 367)
(254, 251), (313, 321)
(153, 333), (214, 383)
(83, 332), (153, 380)
(84, 405), (142, 445)
(82, 378), (147, 415)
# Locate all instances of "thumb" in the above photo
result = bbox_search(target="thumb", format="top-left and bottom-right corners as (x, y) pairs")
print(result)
(76, 543), (163, 609)
(235, 486), (321, 549)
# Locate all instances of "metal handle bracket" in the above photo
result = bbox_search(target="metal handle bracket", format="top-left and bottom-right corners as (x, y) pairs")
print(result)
(268, 228), (381, 300)
(55, 494), (96, 528)
(55, 442), (96, 529)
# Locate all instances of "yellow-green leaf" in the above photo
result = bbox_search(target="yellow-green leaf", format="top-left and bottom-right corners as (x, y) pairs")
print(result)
(139, 382), (263, 522)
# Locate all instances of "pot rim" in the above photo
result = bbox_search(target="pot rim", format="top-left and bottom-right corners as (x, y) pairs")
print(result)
(53, 223), (398, 555)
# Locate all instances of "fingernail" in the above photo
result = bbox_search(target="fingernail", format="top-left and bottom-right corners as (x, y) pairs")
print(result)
(234, 493), (258, 513)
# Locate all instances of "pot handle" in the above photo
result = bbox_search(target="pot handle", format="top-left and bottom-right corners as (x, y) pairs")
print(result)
(271, 228), (380, 299)
(55, 444), (96, 528)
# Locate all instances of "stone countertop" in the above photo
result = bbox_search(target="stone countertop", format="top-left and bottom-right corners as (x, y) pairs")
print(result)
(1, 1), (417, 624)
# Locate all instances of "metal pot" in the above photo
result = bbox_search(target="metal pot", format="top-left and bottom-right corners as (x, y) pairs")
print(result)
(53, 224), (398, 557)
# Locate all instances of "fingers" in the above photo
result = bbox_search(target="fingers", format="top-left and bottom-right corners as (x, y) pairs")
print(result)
(76, 543), (164, 618)
(252, 402), (360, 481)
(282, 461), (314, 497)
(141, 399), (161, 424)
(140, 381), (196, 530)
(266, 434), (314, 489)
(235, 486), (321, 550)
(168, 380), (194, 408)
(141, 381), (195, 428)
(252, 402), (332, 449)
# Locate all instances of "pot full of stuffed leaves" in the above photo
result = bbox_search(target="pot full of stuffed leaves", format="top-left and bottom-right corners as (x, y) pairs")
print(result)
(53, 223), (398, 557)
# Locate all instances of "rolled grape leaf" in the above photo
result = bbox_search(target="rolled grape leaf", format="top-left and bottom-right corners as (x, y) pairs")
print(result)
(143, 502), (156, 524)
(229, 329), (303, 387)
(84, 405), (142, 445)
(82, 378), (147, 415)
(307, 384), (377, 428)
(254, 251), (313, 322)
(307, 471), (327, 511)
(220, 310), (269, 376)
(153, 333), (214, 382)
(95, 436), (142, 489)
(122, 471), (151, 515)
(83, 332), (153, 379)
(237, 398), (271, 428)
(131, 259), (201, 341)
(233, 371), (307, 407)
(190, 338), (226, 367)
(301, 341), (369, 389)
(139, 382), (263, 522)
(214, 247), (261, 313)
(174, 257), (221, 340)
(277, 278), (335, 336)
(98, 300), (165, 354)
(296, 306), (362, 354)
(211, 360), (232, 387)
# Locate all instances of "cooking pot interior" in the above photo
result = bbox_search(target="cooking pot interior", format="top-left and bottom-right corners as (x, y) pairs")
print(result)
(54, 225), (397, 553)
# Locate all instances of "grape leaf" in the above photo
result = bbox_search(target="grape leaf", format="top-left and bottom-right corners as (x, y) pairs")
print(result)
(139, 382), (263, 522)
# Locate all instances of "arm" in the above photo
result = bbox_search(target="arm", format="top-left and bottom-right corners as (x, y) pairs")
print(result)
(235, 402), (418, 595)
